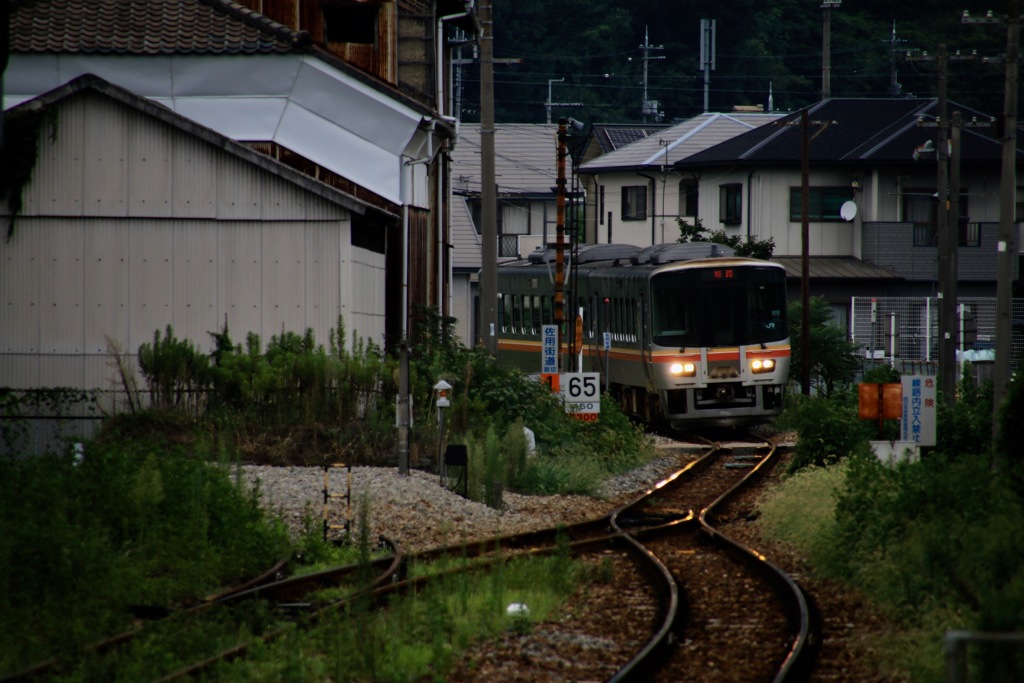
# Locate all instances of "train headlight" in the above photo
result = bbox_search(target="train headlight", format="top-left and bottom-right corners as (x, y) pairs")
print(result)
(670, 362), (697, 377)
(750, 358), (776, 374)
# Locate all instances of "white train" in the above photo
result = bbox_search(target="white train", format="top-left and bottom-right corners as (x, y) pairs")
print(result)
(497, 242), (790, 428)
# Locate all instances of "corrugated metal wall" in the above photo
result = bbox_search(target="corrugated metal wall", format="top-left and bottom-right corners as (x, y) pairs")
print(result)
(1, 90), (388, 393)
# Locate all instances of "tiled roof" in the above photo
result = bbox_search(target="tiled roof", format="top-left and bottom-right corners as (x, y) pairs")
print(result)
(676, 98), (1017, 168)
(580, 112), (786, 172)
(451, 123), (560, 195)
(9, 0), (312, 55)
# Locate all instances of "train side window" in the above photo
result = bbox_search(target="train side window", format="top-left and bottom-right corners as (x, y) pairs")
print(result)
(502, 295), (511, 333)
(512, 295), (523, 334)
(615, 298), (623, 341)
(542, 296), (552, 326)
(532, 295), (543, 333)
(523, 296), (533, 334)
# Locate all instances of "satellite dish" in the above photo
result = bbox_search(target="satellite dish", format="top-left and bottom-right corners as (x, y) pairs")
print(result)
(840, 201), (858, 221)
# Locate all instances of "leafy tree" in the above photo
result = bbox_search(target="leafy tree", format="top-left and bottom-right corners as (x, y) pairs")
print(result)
(676, 217), (775, 259)
(788, 297), (859, 398)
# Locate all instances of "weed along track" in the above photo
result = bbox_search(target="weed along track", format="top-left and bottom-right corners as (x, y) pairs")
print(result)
(4, 436), (815, 682)
(171, 433), (813, 682)
(432, 433), (817, 682)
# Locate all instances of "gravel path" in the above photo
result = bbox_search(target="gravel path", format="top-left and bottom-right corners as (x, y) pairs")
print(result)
(239, 444), (692, 552)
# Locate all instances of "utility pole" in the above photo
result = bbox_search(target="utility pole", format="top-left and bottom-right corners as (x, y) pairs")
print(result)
(886, 21), (905, 96)
(478, 0), (498, 355)
(994, 1), (1019, 442)
(936, 45), (957, 406)
(640, 26), (664, 122)
(961, 7), (1019, 439)
(545, 78), (583, 124)
(699, 19), (715, 113)
(821, 0), (841, 99)
(555, 120), (568, 371)
(781, 110), (835, 395)
(908, 44), (982, 404)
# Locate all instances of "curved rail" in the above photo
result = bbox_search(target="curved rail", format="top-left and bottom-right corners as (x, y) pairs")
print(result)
(604, 433), (816, 682)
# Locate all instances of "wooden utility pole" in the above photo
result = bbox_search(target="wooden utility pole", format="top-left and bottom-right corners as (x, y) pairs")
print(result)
(800, 110), (812, 396)
(790, 110), (835, 395)
(478, 0), (498, 354)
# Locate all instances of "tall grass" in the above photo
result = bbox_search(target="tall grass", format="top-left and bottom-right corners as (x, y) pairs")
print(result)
(759, 373), (1024, 682)
(0, 440), (290, 675)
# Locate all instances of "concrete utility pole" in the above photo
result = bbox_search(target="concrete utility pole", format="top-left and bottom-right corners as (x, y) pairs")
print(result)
(960, 6), (1019, 438)
(640, 26), (664, 122)
(478, 0), (498, 355)
(699, 19), (715, 113)
(936, 45), (957, 406)
(994, 0), (1019, 440)
(821, 0), (841, 99)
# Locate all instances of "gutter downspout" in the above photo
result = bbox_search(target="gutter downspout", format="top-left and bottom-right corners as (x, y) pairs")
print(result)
(402, 118), (438, 338)
(746, 169), (755, 241)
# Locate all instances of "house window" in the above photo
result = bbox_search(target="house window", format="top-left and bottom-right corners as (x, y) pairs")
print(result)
(788, 187), (853, 221)
(599, 186), (605, 224)
(903, 189), (936, 246)
(680, 179), (698, 217)
(323, 3), (379, 44)
(903, 189), (971, 247)
(621, 185), (647, 221)
(470, 199), (503, 236)
(719, 183), (742, 225)
(959, 220), (981, 247)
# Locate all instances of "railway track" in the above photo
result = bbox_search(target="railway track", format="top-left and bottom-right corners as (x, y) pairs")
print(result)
(6, 433), (815, 682)
(439, 431), (817, 681)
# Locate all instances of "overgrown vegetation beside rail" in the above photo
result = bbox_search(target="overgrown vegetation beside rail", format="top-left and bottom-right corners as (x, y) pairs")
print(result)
(0, 439), (292, 675)
(760, 366), (1024, 681)
(0, 309), (654, 677)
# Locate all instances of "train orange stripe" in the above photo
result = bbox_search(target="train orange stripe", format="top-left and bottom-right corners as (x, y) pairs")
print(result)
(498, 339), (791, 362)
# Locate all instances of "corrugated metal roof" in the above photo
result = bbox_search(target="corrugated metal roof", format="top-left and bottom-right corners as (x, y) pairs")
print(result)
(772, 257), (903, 280)
(580, 112), (786, 172)
(9, 0), (311, 55)
(452, 123), (560, 195)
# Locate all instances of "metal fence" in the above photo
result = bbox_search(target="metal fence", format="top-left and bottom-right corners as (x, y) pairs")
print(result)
(849, 297), (1024, 376)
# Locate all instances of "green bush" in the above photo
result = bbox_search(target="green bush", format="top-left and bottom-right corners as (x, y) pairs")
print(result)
(0, 440), (290, 673)
(776, 392), (873, 472)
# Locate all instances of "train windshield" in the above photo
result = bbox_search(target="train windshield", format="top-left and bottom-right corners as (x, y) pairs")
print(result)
(650, 266), (787, 347)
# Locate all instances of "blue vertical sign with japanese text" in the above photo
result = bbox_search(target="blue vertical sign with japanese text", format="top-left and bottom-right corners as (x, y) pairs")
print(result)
(542, 324), (558, 374)
(900, 375), (936, 446)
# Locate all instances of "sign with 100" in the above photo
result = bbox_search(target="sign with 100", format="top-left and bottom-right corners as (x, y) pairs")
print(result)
(560, 372), (600, 422)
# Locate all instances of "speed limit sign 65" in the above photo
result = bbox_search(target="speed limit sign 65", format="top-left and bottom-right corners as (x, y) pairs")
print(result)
(560, 372), (600, 403)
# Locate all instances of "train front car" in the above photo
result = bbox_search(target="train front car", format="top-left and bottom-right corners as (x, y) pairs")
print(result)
(649, 258), (789, 428)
